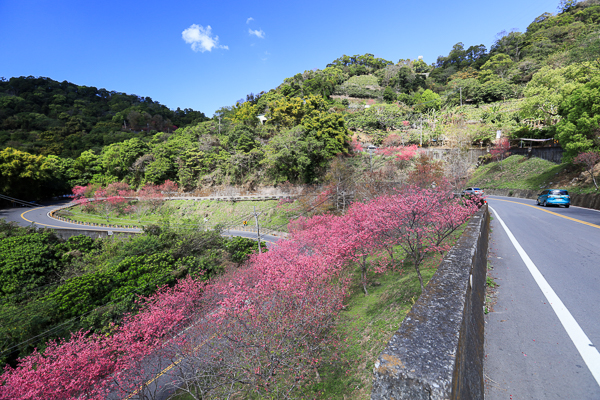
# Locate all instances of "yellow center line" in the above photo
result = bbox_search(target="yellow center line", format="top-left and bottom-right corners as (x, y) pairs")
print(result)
(20, 207), (135, 231)
(489, 198), (600, 230)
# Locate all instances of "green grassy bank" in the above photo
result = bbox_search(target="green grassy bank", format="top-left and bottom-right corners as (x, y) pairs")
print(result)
(468, 155), (567, 191)
(58, 199), (299, 231)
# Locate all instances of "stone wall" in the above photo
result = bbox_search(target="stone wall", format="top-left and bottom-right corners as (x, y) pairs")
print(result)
(423, 148), (488, 163)
(485, 189), (600, 211)
(371, 205), (490, 400)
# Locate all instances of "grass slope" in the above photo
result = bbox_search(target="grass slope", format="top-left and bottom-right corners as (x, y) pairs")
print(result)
(62, 199), (298, 230)
(468, 155), (567, 191)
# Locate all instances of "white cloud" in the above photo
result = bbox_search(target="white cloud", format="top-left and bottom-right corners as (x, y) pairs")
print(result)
(246, 17), (254, 24)
(182, 24), (228, 52)
(249, 28), (265, 39)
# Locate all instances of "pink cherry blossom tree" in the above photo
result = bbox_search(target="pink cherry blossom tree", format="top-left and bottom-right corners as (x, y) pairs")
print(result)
(93, 188), (127, 223)
(376, 187), (477, 292)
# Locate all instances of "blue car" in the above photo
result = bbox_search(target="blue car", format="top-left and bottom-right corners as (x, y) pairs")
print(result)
(537, 189), (570, 208)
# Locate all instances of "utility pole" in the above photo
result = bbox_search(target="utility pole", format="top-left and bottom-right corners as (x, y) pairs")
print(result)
(253, 206), (263, 254)
(218, 116), (222, 135)
(459, 87), (463, 107)
(420, 115), (423, 147)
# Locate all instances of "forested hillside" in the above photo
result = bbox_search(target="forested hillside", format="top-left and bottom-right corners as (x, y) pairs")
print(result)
(1, 0), (599, 202)
(0, 76), (208, 158)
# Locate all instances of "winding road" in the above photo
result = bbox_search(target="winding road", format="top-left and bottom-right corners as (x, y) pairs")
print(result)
(485, 195), (600, 399)
(0, 200), (281, 246)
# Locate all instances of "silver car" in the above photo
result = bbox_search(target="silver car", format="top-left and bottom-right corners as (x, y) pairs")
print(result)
(462, 187), (484, 196)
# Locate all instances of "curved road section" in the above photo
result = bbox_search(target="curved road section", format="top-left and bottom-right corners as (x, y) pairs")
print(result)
(0, 200), (280, 246)
(485, 195), (600, 399)
(0, 200), (139, 232)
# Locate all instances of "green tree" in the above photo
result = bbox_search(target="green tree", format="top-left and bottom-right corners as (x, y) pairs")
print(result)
(0, 148), (52, 200)
(229, 101), (259, 126)
(261, 127), (320, 183)
(383, 86), (397, 103)
(100, 138), (150, 180)
(473, 79), (519, 103)
(267, 95), (328, 128)
(301, 112), (350, 160)
(491, 32), (525, 62)
(0, 232), (62, 297)
(413, 90), (441, 112)
(558, 0), (579, 13)
(480, 54), (515, 81)
(521, 63), (593, 124)
(557, 75), (600, 161)
(225, 236), (267, 264)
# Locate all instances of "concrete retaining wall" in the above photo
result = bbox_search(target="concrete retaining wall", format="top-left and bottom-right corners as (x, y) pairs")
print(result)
(509, 147), (564, 164)
(371, 205), (490, 400)
(485, 188), (600, 211)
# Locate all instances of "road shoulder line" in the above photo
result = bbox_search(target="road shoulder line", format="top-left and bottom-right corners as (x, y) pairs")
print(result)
(490, 205), (600, 387)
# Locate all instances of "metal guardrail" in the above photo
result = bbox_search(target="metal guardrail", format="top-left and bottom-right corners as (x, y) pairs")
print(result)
(166, 195), (291, 202)
(224, 225), (288, 238)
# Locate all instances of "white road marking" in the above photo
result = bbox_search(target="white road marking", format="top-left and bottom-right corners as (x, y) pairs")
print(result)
(490, 205), (600, 387)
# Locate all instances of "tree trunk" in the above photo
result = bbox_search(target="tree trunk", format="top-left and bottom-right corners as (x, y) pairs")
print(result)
(386, 246), (395, 266)
(413, 255), (425, 293)
(415, 265), (424, 293)
(361, 255), (369, 295)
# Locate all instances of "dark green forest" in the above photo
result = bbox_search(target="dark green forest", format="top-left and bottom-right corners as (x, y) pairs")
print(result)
(0, 76), (208, 158)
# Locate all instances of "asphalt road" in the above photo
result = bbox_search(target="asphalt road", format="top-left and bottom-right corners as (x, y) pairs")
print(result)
(485, 195), (600, 399)
(0, 200), (281, 247)
(0, 200), (140, 232)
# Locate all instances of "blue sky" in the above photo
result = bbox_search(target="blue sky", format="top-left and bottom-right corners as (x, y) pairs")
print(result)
(0, 0), (558, 117)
